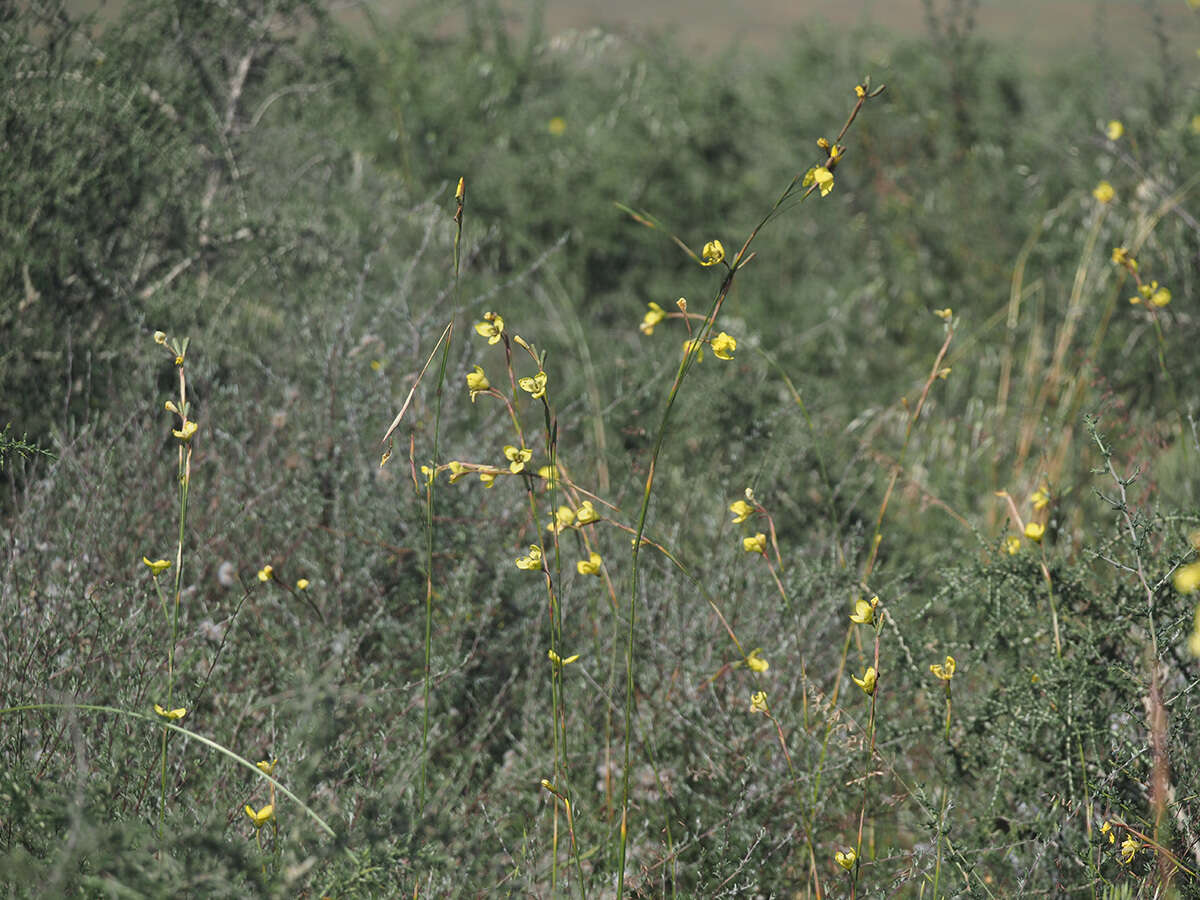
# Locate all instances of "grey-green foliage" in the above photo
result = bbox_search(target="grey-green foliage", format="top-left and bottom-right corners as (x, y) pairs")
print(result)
(2, 1), (1200, 897)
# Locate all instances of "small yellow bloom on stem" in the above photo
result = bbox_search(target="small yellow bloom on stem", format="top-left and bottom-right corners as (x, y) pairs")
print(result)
(1024, 522), (1045, 543)
(1030, 485), (1050, 510)
(143, 556), (172, 576)
(817, 137), (830, 150)
(504, 445), (532, 474)
(244, 804), (275, 829)
(519, 370), (548, 399)
(1174, 561), (1200, 593)
(1149, 285), (1171, 308)
(1111, 247), (1137, 271)
(729, 499), (754, 524)
(930, 656), (956, 681)
(479, 471), (496, 488)
(1100, 821), (1115, 844)
(163, 399), (180, 415)
(154, 704), (187, 721)
(836, 848), (858, 871)
(257, 565), (274, 582)
(745, 648), (769, 673)
(420, 464), (435, 485)
(296, 578), (309, 590)
(466, 365), (491, 401)
(749, 691), (769, 714)
(854, 83), (866, 98)
(256, 759), (278, 775)
(172, 420), (198, 441)
(700, 240), (725, 267)
(803, 166), (835, 197)
(575, 500), (599, 525)
(936, 366), (952, 380)
(1106, 119), (1124, 140)
(1120, 836), (1139, 864)
(576, 551), (603, 576)
(933, 307), (952, 320)
(850, 596), (879, 625)
(1093, 181), (1115, 204)
(640, 301), (667, 335)
(743, 532), (767, 555)
(711, 331), (737, 360)
(1005, 535), (1021, 555)
(516, 545), (543, 571)
(682, 339), (704, 362)
(153, 330), (168, 345)
(447, 460), (469, 484)
(548, 649), (580, 665)
(474, 312), (505, 344)
(548, 505), (576, 533)
(852, 666), (877, 696)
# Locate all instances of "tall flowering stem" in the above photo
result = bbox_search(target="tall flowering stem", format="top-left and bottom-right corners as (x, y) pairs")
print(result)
(615, 82), (884, 896)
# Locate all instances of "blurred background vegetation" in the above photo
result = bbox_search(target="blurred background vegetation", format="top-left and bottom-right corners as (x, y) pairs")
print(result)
(1, 0), (1198, 895)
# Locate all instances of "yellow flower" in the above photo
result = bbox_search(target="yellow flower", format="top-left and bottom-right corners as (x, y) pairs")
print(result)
(545, 505), (575, 534)
(142, 556), (172, 576)
(447, 460), (469, 484)
(640, 301), (667, 335)
(854, 83), (866, 98)
(370, 359), (382, 372)
(154, 704), (187, 721)
(1030, 485), (1050, 510)
(164, 399), (180, 415)
(746, 648), (769, 673)
(700, 240), (725, 267)
(257, 565), (274, 582)
(537, 464), (559, 488)
(153, 330), (168, 344)
(244, 803), (274, 829)
(1120, 836), (1139, 864)
(803, 166), (835, 197)
(1093, 180), (1115, 204)
(1149, 285), (1171, 307)
(516, 545), (543, 570)
(933, 307), (952, 320)
(836, 848), (858, 871)
(256, 759), (278, 775)
(682, 339), (704, 362)
(743, 533), (767, 555)
(1106, 119), (1124, 140)
(504, 445), (532, 474)
(1175, 561), (1200, 593)
(296, 578), (309, 590)
(1005, 535), (1021, 555)
(172, 420), (198, 441)
(548, 648), (580, 665)
(1100, 821), (1115, 844)
(420, 464), (435, 485)
(849, 596), (879, 625)
(711, 331), (737, 360)
(749, 691), (768, 714)
(1111, 246), (1137, 270)
(930, 655), (956, 681)
(729, 499), (754, 524)
(575, 500), (599, 525)
(852, 667), (877, 696)
(1024, 522), (1045, 543)
(466, 365), (491, 401)
(576, 552), (603, 576)
(547, 116), (566, 136)
(474, 313), (505, 344)
(519, 371), (548, 400)
(479, 471), (496, 488)
(936, 366), (952, 380)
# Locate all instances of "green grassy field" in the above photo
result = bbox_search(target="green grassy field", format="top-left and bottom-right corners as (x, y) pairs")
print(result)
(3, 0), (1200, 896)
